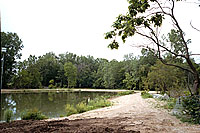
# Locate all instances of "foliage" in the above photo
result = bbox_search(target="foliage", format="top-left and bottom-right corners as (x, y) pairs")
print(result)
(141, 91), (153, 99)
(37, 52), (60, 87)
(4, 109), (13, 123)
(181, 95), (200, 124)
(65, 104), (78, 116)
(64, 62), (77, 88)
(162, 98), (176, 111)
(76, 102), (88, 113)
(145, 60), (186, 94)
(65, 97), (112, 116)
(48, 79), (55, 89)
(123, 72), (135, 90)
(21, 109), (48, 120)
(13, 55), (42, 89)
(1, 32), (24, 88)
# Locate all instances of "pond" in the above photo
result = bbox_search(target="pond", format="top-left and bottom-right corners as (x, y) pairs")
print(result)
(0, 91), (116, 122)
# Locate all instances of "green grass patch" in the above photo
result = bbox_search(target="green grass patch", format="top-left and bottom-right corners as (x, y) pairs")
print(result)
(141, 91), (153, 99)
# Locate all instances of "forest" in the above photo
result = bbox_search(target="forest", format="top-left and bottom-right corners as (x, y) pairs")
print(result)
(1, 31), (200, 97)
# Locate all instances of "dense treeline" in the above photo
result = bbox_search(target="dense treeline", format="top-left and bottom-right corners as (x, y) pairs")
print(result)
(1, 32), (200, 95)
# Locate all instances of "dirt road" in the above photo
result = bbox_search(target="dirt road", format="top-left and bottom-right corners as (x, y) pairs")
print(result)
(0, 93), (200, 133)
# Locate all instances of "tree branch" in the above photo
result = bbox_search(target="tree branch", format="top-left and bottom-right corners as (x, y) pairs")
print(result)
(159, 58), (194, 74)
(190, 21), (200, 32)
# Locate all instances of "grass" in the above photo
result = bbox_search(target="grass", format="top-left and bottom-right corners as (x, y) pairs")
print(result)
(141, 91), (153, 99)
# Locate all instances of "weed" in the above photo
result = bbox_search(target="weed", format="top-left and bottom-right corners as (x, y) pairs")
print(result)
(4, 109), (13, 123)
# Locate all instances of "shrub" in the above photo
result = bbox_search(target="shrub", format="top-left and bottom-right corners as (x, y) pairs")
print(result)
(141, 91), (153, 99)
(76, 102), (88, 113)
(181, 95), (200, 124)
(4, 109), (13, 123)
(21, 109), (48, 120)
(65, 104), (77, 116)
(88, 97), (112, 109)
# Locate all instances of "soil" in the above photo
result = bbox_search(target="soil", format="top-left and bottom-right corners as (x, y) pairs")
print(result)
(0, 92), (200, 133)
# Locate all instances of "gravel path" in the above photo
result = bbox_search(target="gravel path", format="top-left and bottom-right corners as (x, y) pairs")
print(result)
(67, 92), (200, 133)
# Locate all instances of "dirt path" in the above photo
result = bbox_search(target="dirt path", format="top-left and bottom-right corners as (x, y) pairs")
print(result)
(0, 92), (200, 133)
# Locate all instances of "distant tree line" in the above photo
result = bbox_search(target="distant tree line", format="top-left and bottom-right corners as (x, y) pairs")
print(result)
(1, 32), (200, 95)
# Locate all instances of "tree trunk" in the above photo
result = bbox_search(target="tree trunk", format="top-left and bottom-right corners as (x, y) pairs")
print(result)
(186, 58), (200, 95)
(193, 74), (200, 95)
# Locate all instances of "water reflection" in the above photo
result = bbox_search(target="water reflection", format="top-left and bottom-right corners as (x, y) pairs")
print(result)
(0, 91), (115, 121)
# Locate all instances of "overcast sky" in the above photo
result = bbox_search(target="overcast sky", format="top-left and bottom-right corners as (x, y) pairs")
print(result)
(1, 0), (200, 62)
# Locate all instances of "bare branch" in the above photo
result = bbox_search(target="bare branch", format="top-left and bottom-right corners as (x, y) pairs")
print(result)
(190, 21), (200, 32)
(159, 58), (194, 74)
(190, 54), (200, 56)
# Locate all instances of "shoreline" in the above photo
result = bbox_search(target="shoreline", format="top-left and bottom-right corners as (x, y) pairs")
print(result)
(1, 88), (130, 94)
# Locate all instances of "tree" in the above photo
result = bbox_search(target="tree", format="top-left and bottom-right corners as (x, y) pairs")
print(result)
(64, 62), (77, 88)
(105, 0), (200, 95)
(145, 60), (186, 95)
(13, 55), (42, 89)
(1, 32), (24, 88)
(123, 72), (135, 90)
(37, 52), (60, 87)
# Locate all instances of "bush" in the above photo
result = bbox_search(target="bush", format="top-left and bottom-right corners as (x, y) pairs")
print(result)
(76, 102), (88, 113)
(4, 109), (13, 123)
(88, 97), (112, 109)
(65, 104), (78, 116)
(21, 109), (48, 120)
(141, 91), (153, 99)
(181, 95), (200, 124)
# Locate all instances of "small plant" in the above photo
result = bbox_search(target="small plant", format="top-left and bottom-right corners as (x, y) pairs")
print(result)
(76, 102), (88, 113)
(141, 91), (153, 99)
(21, 109), (48, 120)
(65, 104), (77, 116)
(4, 109), (13, 123)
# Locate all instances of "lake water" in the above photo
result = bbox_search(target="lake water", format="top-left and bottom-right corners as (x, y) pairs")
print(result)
(0, 91), (116, 122)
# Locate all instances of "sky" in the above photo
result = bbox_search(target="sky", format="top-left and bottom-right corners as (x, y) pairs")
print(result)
(1, 0), (200, 62)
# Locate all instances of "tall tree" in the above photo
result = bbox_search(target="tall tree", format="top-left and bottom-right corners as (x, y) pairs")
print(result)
(145, 60), (186, 95)
(64, 62), (77, 88)
(1, 32), (23, 88)
(37, 52), (60, 87)
(13, 55), (42, 89)
(105, 0), (200, 95)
